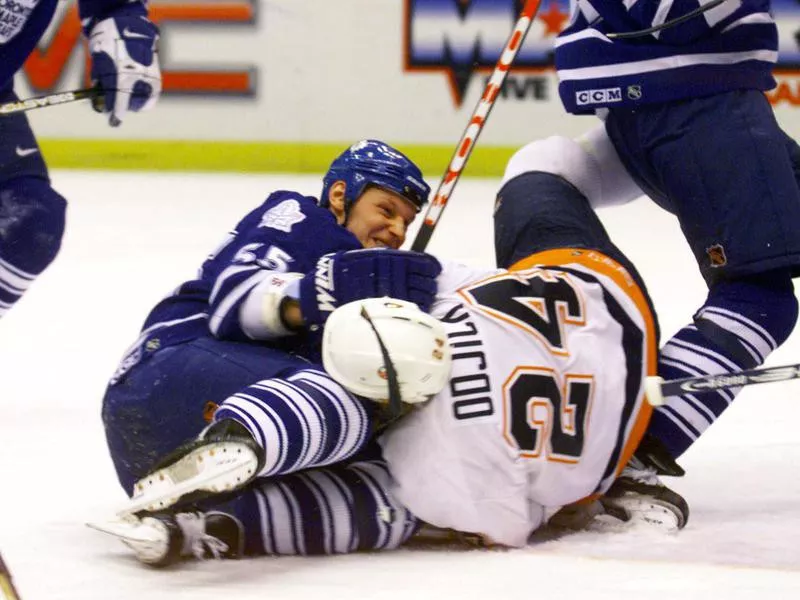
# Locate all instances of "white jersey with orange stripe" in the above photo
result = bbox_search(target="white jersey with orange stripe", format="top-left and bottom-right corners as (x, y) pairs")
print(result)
(379, 250), (658, 547)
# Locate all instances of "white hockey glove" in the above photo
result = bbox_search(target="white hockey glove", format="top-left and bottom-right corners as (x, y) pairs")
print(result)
(85, 3), (161, 127)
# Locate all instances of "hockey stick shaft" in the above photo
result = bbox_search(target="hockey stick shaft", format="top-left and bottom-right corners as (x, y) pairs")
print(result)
(0, 88), (100, 116)
(410, 0), (542, 252)
(0, 553), (21, 600)
(645, 362), (800, 406)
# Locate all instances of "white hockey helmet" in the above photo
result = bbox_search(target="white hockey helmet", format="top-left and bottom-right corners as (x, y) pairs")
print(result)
(322, 297), (451, 405)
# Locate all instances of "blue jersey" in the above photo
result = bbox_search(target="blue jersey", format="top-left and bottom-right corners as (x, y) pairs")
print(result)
(0, 0), (145, 89)
(111, 191), (361, 383)
(555, 0), (778, 114)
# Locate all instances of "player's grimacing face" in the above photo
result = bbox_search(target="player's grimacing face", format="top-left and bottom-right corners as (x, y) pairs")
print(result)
(346, 187), (416, 249)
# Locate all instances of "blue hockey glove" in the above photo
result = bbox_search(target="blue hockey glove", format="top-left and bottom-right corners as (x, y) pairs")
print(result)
(298, 249), (441, 326)
(85, 3), (161, 127)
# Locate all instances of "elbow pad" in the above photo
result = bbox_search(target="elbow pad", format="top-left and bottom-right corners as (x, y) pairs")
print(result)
(240, 273), (304, 339)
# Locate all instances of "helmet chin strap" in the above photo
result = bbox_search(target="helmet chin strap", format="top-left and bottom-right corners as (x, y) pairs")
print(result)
(340, 189), (352, 227)
(340, 185), (358, 228)
(359, 305), (403, 418)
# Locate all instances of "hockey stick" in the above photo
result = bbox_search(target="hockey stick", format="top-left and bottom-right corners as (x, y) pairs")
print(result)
(645, 362), (800, 406)
(0, 553), (21, 600)
(410, 0), (542, 252)
(0, 87), (100, 116)
(607, 0), (728, 39)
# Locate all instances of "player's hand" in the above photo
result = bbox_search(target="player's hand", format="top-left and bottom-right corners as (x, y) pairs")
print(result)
(86, 3), (161, 127)
(298, 249), (441, 326)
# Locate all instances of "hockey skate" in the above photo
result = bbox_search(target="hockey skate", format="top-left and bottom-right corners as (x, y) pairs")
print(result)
(599, 454), (690, 531)
(88, 511), (244, 567)
(118, 419), (264, 517)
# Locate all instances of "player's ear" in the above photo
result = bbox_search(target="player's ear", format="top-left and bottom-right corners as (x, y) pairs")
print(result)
(327, 181), (347, 225)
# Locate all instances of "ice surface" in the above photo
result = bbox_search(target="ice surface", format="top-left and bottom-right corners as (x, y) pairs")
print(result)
(0, 172), (798, 599)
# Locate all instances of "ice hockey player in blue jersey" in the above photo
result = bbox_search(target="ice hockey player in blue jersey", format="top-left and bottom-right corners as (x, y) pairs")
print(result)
(548, 2), (800, 484)
(102, 139), (440, 494)
(90, 141), (692, 566)
(0, 0), (160, 318)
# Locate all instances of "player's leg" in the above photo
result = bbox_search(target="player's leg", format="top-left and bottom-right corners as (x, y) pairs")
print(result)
(0, 84), (67, 318)
(606, 90), (800, 459)
(501, 125), (645, 214)
(215, 456), (417, 557)
(103, 336), (376, 495)
(90, 458), (420, 566)
(494, 136), (654, 309)
(649, 270), (796, 459)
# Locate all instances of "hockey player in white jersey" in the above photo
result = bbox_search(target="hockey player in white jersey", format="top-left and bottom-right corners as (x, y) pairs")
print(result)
(330, 257), (658, 547)
(89, 148), (688, 565)
(333, 145), (677, 544)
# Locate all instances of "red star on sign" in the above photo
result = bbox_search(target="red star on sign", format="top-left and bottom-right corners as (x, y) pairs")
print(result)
(538, 1), (569, 36)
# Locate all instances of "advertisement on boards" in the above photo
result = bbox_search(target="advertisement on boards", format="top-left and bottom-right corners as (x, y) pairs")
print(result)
(12, 0), (800, 170)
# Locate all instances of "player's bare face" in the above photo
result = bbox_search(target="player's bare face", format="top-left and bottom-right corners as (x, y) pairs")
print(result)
(347, 187), (416, 249)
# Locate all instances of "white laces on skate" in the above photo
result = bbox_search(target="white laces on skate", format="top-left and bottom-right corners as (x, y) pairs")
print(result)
(620, 455), (661, 486)
(175, 513), (229, 560)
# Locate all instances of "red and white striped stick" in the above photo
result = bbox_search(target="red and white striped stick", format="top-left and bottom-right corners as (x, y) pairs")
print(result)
(411, 0), (543, 252)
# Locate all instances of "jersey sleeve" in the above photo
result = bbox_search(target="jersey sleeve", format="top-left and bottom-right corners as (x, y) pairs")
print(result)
(202, 191), (361, 341)
(435, 259), (503, 296)
(78, 0), (148, 30)
(587, 0), (740, 44)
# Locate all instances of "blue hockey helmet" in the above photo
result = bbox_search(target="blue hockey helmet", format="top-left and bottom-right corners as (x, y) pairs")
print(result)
(320, 140), (430, 213)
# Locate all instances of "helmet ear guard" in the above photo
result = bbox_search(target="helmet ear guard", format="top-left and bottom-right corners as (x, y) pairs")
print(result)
(322, 298), (451, 407)
(320, 140), (431, 214)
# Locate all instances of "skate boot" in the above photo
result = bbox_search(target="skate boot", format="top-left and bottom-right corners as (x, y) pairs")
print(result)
(600, 454), (690, 531)
(121, 419), (265, 516)
(88, 511), (244, 567)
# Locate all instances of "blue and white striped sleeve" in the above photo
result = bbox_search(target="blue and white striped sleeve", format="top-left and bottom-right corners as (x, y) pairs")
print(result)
(204, 194), (361, 342)
(207, 262), (303, 340)
(78, 0), (149, 31)
(204, 200), (309, 341)
(598, 0), (750, 43)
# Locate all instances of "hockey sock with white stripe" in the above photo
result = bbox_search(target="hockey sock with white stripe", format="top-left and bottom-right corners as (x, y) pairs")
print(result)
(0, 178), (66, 317)
(212, 368), (374, 477)
(647, 271), (798, 458)
(212, 459), (419, 555)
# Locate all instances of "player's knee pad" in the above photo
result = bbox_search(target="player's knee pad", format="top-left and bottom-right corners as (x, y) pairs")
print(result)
(0, 177), (67, 274)
(496, 170), (586, 220)
(502, 136), (603, 205)
(695, 269), (798, 367)
(494, 171), (594, 268)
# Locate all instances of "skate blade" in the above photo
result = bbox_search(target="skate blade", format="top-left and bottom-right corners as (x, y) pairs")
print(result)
(87, 516), (172, 565)
(87, 515), (161, 543)
(118, 441), (259, 517)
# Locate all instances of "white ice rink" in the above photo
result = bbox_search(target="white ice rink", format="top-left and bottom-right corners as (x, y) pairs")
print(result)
(1, 172), (798, 599)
